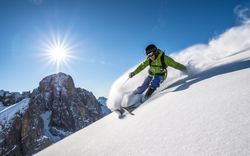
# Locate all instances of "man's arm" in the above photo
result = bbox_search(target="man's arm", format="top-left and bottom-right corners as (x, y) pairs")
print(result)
(131, 58), (149, 76)
(165, 55), (186, 71)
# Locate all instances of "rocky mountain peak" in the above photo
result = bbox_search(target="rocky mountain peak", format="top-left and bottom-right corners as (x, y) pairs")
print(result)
(39, 72), (76, 97)
(0, 72), (105, 156)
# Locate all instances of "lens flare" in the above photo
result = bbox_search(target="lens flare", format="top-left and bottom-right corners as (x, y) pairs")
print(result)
(48, 44), (68, 67)
(40, 30), (77, 72)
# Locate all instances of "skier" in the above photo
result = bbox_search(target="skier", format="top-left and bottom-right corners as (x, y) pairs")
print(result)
(129, 44), (187, 100)
(116, 44), (187, 118)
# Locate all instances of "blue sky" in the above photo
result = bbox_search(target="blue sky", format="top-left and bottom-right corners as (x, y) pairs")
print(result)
(0, 0), (249, 97)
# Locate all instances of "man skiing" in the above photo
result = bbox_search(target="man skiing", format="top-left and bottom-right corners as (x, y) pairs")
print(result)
(116, 44), (187, 118)
(129, 44), (187, 100)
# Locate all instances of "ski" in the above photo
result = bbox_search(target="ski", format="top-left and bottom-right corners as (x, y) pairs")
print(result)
(115, 95), (149, 119)
(122, 107), (135, 115)
(114, 106), (136, 119)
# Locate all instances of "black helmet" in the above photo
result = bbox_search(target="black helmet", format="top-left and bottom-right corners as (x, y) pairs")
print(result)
(145, 44), (157, 55)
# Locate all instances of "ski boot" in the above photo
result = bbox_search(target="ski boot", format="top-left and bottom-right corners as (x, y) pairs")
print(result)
(115, 108), (125, 119)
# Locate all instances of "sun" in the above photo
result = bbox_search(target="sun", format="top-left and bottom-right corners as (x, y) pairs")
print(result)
(49, 45), (67, 63)
(40, 30), (77, 72)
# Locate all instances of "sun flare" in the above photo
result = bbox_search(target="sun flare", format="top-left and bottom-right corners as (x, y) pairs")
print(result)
(40, 30), (77, 71)
(49, 46), (67, 62)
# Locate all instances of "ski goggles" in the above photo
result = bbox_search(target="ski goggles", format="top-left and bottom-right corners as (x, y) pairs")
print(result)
(147, 52), (155, 58)
(146, 48), (157, 57)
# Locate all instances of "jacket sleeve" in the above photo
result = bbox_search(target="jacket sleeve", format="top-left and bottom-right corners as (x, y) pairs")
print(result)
(133, 58), (149, 75)
(165, 55), (186, 71)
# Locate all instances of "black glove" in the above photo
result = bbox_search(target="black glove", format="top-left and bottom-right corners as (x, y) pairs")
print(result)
(129, 72), (135, 78)
(182, 68), (189, 76)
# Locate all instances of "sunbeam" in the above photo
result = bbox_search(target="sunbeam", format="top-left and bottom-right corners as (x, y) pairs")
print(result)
(40, 30), (77, 72)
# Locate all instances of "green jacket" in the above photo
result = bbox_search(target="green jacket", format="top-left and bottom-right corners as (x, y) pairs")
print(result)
(133, 49), (186, 78)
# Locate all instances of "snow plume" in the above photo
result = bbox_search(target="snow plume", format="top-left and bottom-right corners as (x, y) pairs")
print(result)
(108, 21), (250, 111)
(107, 67), (148, 110)
(171, 22), (250, 76)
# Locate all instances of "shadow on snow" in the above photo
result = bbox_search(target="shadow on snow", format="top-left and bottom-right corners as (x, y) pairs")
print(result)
(162, 59), (250, 93)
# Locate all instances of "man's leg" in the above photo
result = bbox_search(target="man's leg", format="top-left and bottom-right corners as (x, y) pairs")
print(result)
(145, 75), (164, 97)
(133, 76), (152, 94)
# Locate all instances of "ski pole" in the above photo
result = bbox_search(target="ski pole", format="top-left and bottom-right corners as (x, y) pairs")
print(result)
(122, 77), (130, 86)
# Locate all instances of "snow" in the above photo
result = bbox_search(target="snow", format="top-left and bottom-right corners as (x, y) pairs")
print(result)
(0, 102), (6, 112)
(40, 72), (73, 97)
(5, 145), (17, 156)
(97, 97), (107, 106)
(0, 90), (4, 97)
(5, 92), (11, 97)
(107, 22), (250, 111)
(40, 111), (72, 142)
(98, 97), (111, 115)
(51, 72), (73, 96)
(40, 111), (73, 142)
(40, 111), (59, 142)
(36, 22), (250, 155)
(0, 98), (30, 129)
(36, 52), (250, 156)
(50, 127), (72, 138)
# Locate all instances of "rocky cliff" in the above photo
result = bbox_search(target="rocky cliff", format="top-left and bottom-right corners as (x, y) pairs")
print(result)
(0, 72), (105, 156)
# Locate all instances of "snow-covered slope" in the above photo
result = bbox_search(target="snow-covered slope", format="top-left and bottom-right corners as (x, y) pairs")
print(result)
(36, 22), (250, 156)
(107, 22), (250, 110)
(36, 51), (250, 156)
(0, 98), (30, 129)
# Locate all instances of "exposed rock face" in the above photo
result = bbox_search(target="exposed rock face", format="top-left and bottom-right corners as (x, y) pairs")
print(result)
(0, 72), (104, 156)
(35, 72), (103, 132)
(0, 98), (36, 156)
(0, 90), (30, 106)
